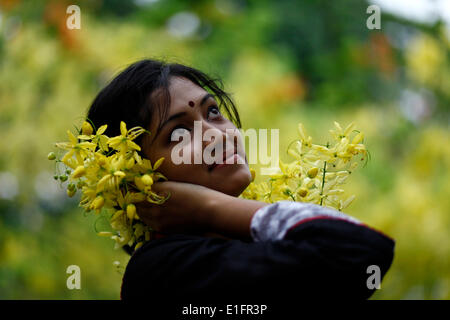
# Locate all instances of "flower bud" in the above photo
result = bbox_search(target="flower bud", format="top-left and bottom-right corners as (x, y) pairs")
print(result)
(97, 231), (113, 237)
(141, 174), (153, 186)
(111, 210), (124, 221)
(91, 196), (105, 210)
(307, 167), (319, 178)
(72, 166), (86, 179)
(134, 176), (146, 191)
(47, 152), (56, 160)
(77, 180), (86, 188)
(135, 242), (143, 250)
(67, 188), (76, 197)
(97, 156), (106, 166)
(352, 132), (364, 145)
(306, 179), (316, 188)
(250, 168), (256, 182)
(59, 175), (68, 182)
(81, 121), (94, 136)
(113, 171), (126, 178)
(297, 188), (308, 198)
(127, 204), (136, 220)
(153, 157), (165, 170)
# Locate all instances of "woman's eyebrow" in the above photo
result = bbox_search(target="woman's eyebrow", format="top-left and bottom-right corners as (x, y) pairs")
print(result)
(200, 93), (215, 106)
(152, 112), (187, 142)
(152, 93), (214, 141)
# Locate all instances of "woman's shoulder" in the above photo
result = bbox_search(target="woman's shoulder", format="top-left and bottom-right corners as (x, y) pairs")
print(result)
(125, 232), (234, 271)
(131, 233), (200, 255)
(120, 233), (241, 300)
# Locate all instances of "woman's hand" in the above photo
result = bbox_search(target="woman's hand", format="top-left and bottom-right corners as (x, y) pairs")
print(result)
(136, 180), (270, 240)
(135, 181), (220, 234)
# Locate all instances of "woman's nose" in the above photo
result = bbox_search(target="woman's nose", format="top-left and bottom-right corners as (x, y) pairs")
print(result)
(203, 126), (228, 152)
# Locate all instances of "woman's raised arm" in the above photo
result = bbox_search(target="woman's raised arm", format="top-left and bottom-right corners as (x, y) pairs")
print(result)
(135, 181), (270, 239)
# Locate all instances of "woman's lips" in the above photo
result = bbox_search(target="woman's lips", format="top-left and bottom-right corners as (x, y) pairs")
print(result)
(208, 152), (240, 172)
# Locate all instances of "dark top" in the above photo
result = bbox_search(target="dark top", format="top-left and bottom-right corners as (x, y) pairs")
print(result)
(120, 210), (395, 303)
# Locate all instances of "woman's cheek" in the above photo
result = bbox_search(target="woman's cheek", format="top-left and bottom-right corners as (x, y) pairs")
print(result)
(167, 138), (197, 166)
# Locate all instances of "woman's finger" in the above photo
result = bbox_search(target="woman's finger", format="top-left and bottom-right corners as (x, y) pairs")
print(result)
(150, 181), (172, 199)
(135, 202), (157, 220)
(135, 204), (158, 228)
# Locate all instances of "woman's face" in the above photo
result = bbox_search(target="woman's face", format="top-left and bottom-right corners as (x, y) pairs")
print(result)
(142, 76), (252, 197)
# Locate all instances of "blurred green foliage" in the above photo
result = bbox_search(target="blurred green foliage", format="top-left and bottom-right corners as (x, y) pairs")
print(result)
(0, 0), (449, 299)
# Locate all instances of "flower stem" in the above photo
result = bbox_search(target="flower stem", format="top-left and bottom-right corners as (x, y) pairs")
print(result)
(320, 142), (329, 206)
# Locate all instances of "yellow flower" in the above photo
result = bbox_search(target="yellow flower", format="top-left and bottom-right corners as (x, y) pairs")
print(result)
(241, 121), (367, 211)
(116, 190), (145, 210)
(271, 159), (301, 182)
(297, 123), (313, 147)
(95, 154), (128, 193)
(107, 121), (146, 154)
(78, 124), (109, 152)
(53, 121), (172, 250)
(329, 121), (355, 140)
(55, 130), (96, 169)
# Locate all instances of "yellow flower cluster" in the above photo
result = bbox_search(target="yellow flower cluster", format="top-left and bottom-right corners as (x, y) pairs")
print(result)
(49, 121), (169, 250)
(240, 122), (368, 211)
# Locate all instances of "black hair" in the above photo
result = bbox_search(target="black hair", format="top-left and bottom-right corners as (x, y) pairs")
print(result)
(86, 58), (241, 157)
(85, 59), (242, 255)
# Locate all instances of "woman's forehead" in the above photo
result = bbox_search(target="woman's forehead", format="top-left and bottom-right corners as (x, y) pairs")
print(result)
(147, 77), (209, 140)
(151, 77), (207, 117)
(169, 77), (208, 106)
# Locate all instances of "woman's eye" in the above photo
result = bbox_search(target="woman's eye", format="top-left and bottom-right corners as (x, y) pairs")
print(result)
(208, 106), (222, 119)
(169, 127), (190, 143)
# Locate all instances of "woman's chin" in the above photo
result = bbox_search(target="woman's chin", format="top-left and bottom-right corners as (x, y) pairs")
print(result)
(208, 166), (252, 197)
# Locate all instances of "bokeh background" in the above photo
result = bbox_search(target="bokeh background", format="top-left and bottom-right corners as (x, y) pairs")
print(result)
(0, 0), (449, 299)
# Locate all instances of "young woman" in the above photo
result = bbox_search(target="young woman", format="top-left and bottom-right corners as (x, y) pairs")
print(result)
(86, 59), (395, 303)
